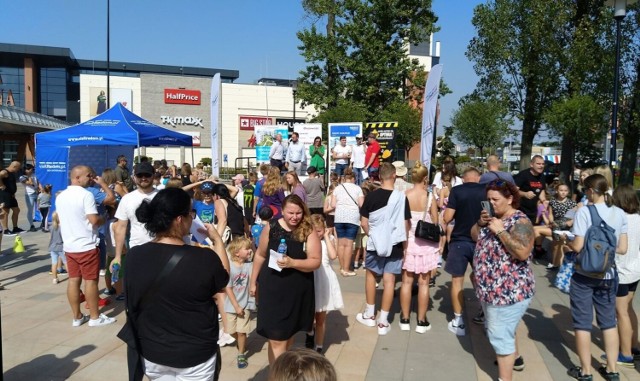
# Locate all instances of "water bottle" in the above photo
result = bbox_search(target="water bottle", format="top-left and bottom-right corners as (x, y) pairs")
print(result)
(277, 238), (287, 259)
(111, 262), (120, 284)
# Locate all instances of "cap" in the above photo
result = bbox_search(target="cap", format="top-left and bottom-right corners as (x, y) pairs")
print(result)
(307, 166), (317, 174)
(356, 134), (363, 139)
(134, 162), (154, 176)
(232, 174), (245, 181)
(553, 177), (560, 181)
(200, 181), (214, 193)
(392, 161), (408, 177)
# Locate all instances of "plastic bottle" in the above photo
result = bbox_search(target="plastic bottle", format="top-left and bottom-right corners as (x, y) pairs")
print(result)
(111, 262), (120, 284)
(277, 238), (287, 258)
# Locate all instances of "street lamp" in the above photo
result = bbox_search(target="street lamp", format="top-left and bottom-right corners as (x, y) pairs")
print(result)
(291, 81), (298, 136)
(605, 0), (637, 175)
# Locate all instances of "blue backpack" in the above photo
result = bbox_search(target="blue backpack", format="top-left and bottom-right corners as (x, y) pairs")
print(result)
(576, 205), (617, 279)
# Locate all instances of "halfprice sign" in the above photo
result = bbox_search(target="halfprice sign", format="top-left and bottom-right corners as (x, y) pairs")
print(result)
(164, 89), (201, 105)
(239, 115), (273, 131)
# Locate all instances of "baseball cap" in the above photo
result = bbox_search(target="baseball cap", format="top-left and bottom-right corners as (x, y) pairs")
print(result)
(200, 181), (214, 193)
(307, 166), (317, 174)
(355, 134), (363, 139)
(392, 161), (408, 177)
(134, 162), (154, 176)
(232, 174), (245, 181)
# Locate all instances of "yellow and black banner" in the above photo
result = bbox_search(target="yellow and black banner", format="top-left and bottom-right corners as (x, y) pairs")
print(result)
(365, 122), (398, 162)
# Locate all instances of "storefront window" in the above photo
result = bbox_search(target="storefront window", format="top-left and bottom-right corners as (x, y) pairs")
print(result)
(0, 67), (25, 108)
(40, 68), (68, 120)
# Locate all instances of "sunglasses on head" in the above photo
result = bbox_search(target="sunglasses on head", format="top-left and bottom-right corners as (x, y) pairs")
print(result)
(489, 179), (508, 188)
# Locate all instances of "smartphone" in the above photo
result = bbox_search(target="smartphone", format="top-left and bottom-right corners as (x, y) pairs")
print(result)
(481, 201), (494, 217)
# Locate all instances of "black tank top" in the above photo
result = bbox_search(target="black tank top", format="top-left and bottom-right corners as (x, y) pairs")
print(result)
(215, 199), (244, 236)
(5, 171), (17, 194)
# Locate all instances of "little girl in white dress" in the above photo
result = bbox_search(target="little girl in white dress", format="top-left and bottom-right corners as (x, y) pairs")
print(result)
(307, 214), (344, 354)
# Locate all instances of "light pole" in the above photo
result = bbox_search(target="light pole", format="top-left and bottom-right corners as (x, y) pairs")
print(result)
(605, 0), (637, 178)
(291, 81), (298, 136)
(106, 0), (110, 108)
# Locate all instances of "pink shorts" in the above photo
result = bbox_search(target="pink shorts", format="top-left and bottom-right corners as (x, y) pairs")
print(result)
(403, 238), (439, 274)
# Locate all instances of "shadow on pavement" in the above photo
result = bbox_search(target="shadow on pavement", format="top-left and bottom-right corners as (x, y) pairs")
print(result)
(4, 344), (95, 381)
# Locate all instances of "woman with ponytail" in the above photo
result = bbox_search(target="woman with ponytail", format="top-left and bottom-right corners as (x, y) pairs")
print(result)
(212, 183), (246, 240)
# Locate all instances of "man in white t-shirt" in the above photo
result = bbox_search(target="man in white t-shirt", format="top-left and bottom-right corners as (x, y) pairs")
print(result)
(111, 162), (158, 281)
(56, 165), (116, 327)
(332, 136), (352, 177)
(350, 135), (367, 185)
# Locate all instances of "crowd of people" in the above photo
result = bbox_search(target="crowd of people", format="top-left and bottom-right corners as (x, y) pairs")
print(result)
(1, 147), (639, 381)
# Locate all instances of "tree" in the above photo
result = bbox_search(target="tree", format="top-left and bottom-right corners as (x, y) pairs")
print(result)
(544, 94), (607, 172)
(466, 0), (568, 169)
(434, 127), (456, 160)
(297, 0), (438, 113)
(450, 99), (512, 158)
(375, 100), (422, 155)
(311, 99), (372, 137)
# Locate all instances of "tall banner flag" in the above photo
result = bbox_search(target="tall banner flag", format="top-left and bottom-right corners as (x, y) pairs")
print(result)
(210, 73), (221, 176)
(421, 64), (443, 170)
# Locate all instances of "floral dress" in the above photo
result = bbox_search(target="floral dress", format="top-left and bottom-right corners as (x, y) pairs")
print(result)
(473, 210), (535, 306)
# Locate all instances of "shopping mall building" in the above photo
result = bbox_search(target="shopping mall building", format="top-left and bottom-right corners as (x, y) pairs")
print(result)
(0, 40), (439, 169)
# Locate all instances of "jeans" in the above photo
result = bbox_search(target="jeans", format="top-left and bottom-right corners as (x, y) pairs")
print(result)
(24, 193), (37, 227)
(353, 167), (364, 185)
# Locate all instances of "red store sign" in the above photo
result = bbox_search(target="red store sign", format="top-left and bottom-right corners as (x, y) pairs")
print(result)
(164, 89), (201, 105)
(239, 115), (274, 131)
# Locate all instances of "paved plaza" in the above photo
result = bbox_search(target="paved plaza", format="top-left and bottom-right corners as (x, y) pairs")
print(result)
(1, 188), (639, 380)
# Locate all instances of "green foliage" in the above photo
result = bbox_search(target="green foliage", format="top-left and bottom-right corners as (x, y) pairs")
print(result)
(374, 100), (422, 154)
(450, 99), (512, 157)
(200, 157), (212, 166)
(435, 127), (456, 159)
(311, 99), (372, 137)
(134, 156), (152, 164)
(297, 0), (438, 113)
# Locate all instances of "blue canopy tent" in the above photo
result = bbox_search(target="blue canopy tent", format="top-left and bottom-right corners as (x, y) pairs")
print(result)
(35, 103), (193, 198)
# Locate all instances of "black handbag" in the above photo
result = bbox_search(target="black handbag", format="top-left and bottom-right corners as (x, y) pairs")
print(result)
(414, 192), (443, 242)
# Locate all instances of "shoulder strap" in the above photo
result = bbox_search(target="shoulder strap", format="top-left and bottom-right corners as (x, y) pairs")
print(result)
(587, 204), (604, 227)
(125, 246), (188, 352)
(136, 246), (188, 313)
(340, 183), (358, 206)
(490, 171), (503, 180)
(422, 191), (431, 221)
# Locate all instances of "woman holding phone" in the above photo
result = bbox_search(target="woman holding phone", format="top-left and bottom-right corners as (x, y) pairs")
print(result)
(472, 179), (535, 381)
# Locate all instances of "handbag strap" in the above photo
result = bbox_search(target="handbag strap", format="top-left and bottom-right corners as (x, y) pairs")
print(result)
(340, 183), (359, 207)
(422, 191), (432, 221)
(126, 246), (188, 351)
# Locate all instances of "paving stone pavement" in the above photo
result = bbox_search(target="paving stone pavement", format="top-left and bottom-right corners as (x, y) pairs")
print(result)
(1, 187), (640, 380)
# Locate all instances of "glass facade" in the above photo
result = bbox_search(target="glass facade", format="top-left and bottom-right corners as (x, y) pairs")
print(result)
(0, 67), (25, 108)
(40, 67), (68, 119)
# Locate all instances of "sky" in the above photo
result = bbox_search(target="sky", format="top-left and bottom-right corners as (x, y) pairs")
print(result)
(3, 0), (483, 135)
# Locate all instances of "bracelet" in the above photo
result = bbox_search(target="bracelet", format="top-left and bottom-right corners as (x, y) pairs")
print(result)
(496, 230), (506, 237)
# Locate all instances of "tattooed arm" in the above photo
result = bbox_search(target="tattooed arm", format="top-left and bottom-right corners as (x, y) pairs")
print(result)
(488, 217), (534, 261)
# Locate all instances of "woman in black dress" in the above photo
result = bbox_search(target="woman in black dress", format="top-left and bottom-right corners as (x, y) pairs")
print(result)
(250, 194), (321, 365)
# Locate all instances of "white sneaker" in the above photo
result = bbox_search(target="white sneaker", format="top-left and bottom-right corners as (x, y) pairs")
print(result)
(448, 319), (466, 336)
(52, 278), (58, 284)
(356, 312), (377, 327)
(72, 314), (90, 327)
(217, 331), (236, 346)
(88, 313), (116, 327)
(377, 321), (391, 335)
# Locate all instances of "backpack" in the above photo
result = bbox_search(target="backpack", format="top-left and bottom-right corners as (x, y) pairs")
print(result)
(575, 205), (617, 279)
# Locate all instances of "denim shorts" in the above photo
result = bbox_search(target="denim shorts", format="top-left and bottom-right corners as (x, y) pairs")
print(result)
(483, 298), (531, 355)
(334, 223), (359, 240)
(444, 240), (475, 277)
(50, 251), (67, 266)
(570, 273), (618, 331)
(365, 251), (403, 275)
(335, 163), (348, 176)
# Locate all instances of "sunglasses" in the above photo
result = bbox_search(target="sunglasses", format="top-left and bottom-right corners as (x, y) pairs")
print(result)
(488, 179), (509, 188)
(135, 173), (153, 179)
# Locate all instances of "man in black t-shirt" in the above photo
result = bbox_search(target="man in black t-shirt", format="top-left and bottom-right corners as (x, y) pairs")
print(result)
(513, 155), (546, 222)
(356, 163), (411, 336)
(443, 167), (486, 336)
(0, 161), (22, 235)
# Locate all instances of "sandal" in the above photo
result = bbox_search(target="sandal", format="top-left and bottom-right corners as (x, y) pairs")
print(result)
(237, 354), (248, 369)
(341, 270), (356, 277)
